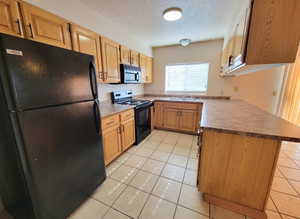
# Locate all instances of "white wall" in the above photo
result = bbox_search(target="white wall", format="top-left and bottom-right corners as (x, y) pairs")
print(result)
(145, 39), (286, 113)
(145, 39), (229, 96)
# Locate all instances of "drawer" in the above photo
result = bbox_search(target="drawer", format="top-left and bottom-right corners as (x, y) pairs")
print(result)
(120, 109), (135, 122)
(101, 114), (120, 130)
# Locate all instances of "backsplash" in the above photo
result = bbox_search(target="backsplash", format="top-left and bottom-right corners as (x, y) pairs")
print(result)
(97, 83), (144, 102)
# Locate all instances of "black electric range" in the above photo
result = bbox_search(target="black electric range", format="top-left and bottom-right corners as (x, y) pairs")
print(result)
(111, 90), (153, 144)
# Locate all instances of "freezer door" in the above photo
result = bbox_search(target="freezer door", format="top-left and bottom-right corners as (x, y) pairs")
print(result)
(13, 101), (105, 219)
(0, 33), (97, 111)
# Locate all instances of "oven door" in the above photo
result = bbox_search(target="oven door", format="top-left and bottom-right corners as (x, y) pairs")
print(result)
(135, 103), (152, 144)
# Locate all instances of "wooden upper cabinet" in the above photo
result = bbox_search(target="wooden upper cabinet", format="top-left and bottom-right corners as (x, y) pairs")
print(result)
(130, 50), (140, 67)
(221, 0), (300, 76)
(120, 45), (131, 65)
(101, 36), (121, 83)
(139, 53), (147, 82)
(70, 24), (103, 80)
(20, 2), (71, 49)
(145, 56), (153, 83)
(0, 0), (24, 37)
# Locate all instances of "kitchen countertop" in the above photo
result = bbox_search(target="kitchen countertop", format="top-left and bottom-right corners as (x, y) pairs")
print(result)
(99, 101), (134, 118)
(99, 96), (300, 142)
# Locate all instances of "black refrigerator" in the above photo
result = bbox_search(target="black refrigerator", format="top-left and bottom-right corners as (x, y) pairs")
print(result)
(0, 33), (106, 219)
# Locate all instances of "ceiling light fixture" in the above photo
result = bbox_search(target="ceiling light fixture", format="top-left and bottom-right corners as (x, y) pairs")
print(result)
(163, 7), (182, 21)
(179, 38), (191, 47)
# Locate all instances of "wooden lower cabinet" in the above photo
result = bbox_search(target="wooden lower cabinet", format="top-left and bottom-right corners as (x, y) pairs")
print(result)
(154, 102), (164, 128)
(180, 110), (198, 132)
(102, 125), (122, 166)
(163, 108), (180, 130)
(101, 109), (136, 165)
(121, 118), (136, 151)
(198, 129), (281, 219)
(154, 101), (201, 133)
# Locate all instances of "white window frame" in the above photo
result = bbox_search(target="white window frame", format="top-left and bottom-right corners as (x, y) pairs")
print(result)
(164, 62), (209, 94)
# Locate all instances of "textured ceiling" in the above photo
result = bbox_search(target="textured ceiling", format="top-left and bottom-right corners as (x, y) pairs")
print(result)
(79, 0), (242, 47)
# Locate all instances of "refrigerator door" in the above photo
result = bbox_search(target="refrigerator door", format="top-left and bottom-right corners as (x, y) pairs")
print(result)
(12, 101), (105, 219)
(0, 33), (97, 111)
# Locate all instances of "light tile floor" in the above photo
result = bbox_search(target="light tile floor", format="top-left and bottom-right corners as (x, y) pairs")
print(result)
(68, 130), (300, 219)
(2, 130), (300, 219)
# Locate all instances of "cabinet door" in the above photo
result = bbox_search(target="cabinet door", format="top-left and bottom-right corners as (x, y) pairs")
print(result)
(101, 36), (121, 83)
(102, 125), (122, 165)
(0, 0), (23, 37)
(121, 118), (136, 151)
(145, 56), (153, 83)
(179, 110), (198, 132)
(139, 53), (147, 82)
(154, 102), (163, 128)
(70, 24), (103, 81)
(20, 2), (71, 49)
(120, 45), (131, 65)
(163, 108), (180, 130)
(130, 50), (139, 67)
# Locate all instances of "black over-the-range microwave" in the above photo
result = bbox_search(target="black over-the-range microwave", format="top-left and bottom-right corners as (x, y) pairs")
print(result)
(121, 64), (142, 84)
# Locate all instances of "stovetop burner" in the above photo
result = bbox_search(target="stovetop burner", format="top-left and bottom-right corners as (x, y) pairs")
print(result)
(119, 99), (149, 106)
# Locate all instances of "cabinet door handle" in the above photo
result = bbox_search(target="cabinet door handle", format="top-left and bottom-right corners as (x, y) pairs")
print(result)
(28, 24), (33, 38)
(15, 19), (23, 36)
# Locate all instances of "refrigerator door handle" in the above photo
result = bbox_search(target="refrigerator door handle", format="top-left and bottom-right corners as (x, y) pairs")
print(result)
(89, 62), (98, 99)
(93, 101), (100, 134)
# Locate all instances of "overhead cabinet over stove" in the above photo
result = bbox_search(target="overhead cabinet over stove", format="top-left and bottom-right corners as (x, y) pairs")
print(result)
(220, 0), (300, 76)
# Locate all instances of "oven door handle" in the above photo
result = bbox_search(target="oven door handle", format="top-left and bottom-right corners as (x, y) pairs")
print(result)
(135, 102), (153, 110)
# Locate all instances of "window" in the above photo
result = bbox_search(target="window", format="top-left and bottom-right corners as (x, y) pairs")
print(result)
(165, 63), (209, 92)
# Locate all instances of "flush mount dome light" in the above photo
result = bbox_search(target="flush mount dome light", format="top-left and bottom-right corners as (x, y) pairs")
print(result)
(163, 7), (182, 21)
(179, 38), (191, 46)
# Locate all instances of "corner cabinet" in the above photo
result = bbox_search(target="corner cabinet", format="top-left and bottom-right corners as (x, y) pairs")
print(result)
(101, 109), (136, 166)
(101, 36), (121, 83)
(0, 0), (24, 37)
(221, 0), (300, 76)
(20, 2), (72, 49)
(154, 102), (202, 134)
(70, 24), (103, 81)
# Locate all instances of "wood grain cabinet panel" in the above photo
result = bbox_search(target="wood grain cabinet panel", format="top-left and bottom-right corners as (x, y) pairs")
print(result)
(0, 0), (23, 37)
(102, 125), (122, 166)
(20, 2), (71, 49)
(101, 109), (136, 165)
(198, 129), (281, 218)
(101, 36), (121, 83)
(163, 108), (180, 130)
(154, 102), (164, 128)
(70, 24), (103, 81)
(145, 56), (153, 83)
(130, 50), (139, 67)
(139, 53), (147, 82)
(120, 45), (131, 65)
(179, 110), (198, 132)
(121, 118), (136, 151)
